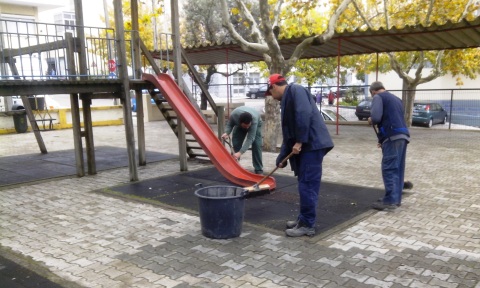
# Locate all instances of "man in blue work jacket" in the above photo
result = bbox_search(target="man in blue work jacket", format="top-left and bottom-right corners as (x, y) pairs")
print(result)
(266, 74), (334, 237)
(368, 81), (410, 211)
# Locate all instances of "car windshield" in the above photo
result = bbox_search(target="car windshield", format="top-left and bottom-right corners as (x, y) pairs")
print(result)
(359, 100), (371, 106)
(414, 103), (429, 111)
(323, 109), (346, 121)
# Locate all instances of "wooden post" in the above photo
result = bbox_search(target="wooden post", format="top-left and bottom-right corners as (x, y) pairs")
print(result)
(217, 105), (225, 140)
(74, 0), (96, 175)
(131, 0), (146, 166)
(171, 0), (188, 171)
(114, 0), (138, 181)
(7, 60), (48, 154)
(66, 32), (85, 177)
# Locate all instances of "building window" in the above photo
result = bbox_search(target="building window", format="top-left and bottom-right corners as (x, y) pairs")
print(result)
(64, 19), (75, 31)
(54, 12), (75, 33)
(247, 72), (260, 85)
(63, 13), (75, 31)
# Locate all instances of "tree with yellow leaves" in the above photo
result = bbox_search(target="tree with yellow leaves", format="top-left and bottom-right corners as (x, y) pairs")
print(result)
(219, 0), (354, 151)
(343, 0), (480, 125)
(94, 0), (164, 70)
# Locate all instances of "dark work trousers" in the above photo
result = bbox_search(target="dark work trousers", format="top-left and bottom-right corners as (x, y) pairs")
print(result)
(232, 123), (263, 173)
(296, 148), (326, 228)
(380, 138), (408, 205)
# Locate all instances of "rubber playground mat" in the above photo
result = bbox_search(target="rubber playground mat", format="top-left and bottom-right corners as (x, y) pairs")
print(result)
(108, 167), (385, 236)
(0, 254), (64, 288)
(0, 146), (177, 187)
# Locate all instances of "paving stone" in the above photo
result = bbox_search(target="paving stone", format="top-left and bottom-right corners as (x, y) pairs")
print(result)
(2, 124), (480, 288)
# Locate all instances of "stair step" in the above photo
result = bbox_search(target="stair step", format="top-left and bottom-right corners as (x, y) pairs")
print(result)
(189, 153), (209, 158)
(152, 100), (210, 161)
(188, 146), (204, 150)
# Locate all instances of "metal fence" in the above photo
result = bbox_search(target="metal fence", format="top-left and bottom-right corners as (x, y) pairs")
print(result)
(197, 82), (480, 130)
(0, 18), (159, 80)
(322, 88), (480, 130)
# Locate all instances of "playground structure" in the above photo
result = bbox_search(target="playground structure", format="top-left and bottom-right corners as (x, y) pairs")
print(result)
(0, 0), (276, 189)
(1, 0), (480, 186)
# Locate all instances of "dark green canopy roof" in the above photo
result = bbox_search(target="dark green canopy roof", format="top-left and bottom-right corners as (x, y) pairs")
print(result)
(152, 17), (480, 65)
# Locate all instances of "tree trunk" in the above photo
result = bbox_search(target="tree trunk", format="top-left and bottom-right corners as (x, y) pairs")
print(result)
(403, 80), (417, 127)
(199, 65), (216, 110)
(263, 64), (285, 152)
(263, 96), (281, 152)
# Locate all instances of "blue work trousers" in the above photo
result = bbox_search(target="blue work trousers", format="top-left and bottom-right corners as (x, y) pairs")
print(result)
(381, 138), (408, 205)
(297, 149), (326, 228)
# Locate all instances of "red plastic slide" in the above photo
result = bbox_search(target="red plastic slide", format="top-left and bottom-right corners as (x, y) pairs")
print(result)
(142, 73), (276, 190)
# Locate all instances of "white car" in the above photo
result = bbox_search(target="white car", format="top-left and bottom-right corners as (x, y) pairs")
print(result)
(321, 109), (347, 122)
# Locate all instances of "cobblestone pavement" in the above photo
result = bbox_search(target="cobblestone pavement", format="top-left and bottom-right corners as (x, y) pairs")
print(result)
(1, 121), (479, 288)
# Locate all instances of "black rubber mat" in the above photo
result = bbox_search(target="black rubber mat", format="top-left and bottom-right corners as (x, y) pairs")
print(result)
(0, 146), (177, 187)
(0, 255), (63, 288)
(110, 167), (384, 235)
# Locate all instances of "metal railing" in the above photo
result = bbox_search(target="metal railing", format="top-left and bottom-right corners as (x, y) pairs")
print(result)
(197, 82), (480, 130)
(0, 18), (156, 80)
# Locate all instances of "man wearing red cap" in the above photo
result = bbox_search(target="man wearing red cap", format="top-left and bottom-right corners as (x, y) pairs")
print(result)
(266, 74), (334, 237)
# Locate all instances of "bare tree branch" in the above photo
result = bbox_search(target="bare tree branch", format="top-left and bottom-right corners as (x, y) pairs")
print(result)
(258, 0), (284, 69)
(312, 0), (353, 45)
(272, 0), (284, 27)
(383, 0), (389, 29)
(406, 53), (419, 72)
(216, 64), (244, 77)
(351, 0), (373, 29)
(388, 53), (413, 84)
(234, 0), (263, 43)
(418, 51), (444, 84)
(461, 0), (476, 20)
(219, 0), (268, 53)
(425, 0), (435, 26)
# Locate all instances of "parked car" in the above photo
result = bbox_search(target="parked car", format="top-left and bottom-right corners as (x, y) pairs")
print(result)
(246, 86), (268, 99)
(321, 109), (347, 122)
(355, 97), (372, 120)
(412, 101), (448, 128)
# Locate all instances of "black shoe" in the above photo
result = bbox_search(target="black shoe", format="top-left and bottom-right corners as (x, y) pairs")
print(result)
(254, 170), (264, 175)
(372, 202), (399, 211)
(403, 181), (413, 190)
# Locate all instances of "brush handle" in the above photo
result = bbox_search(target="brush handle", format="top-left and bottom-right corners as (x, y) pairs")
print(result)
(255, 151), (295, 186)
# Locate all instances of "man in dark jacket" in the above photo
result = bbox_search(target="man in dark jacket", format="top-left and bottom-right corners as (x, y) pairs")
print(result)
(368, 81), (410, 211)
(266, 74), (334, 237)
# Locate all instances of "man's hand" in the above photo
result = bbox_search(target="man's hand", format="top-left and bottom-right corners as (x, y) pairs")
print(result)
(233, 152), (241, 161)
(367, 117), (372, 125)
(292, 142), (302, 154)
(221, 133), (228, 140)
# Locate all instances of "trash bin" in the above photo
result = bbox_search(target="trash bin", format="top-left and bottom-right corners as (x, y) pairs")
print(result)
(194, 185), (247, 239)
(11, 104), (28, 133)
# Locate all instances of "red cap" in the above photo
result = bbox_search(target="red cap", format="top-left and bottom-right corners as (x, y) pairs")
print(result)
(265, 74), (286, 96)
